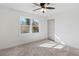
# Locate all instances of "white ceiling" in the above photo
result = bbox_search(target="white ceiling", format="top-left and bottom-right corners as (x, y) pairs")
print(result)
(0, 3), (79, 19)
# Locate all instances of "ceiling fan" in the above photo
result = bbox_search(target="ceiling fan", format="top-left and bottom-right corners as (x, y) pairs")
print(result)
(33, 3), (55, 13)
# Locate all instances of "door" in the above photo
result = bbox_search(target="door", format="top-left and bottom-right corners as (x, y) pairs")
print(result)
(48, 20), (55, 40)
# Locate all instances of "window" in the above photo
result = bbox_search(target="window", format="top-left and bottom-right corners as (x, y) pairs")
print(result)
(32, 19), (39, 33)
(20, 16), (39, 33)
(20, 16), (30, 33)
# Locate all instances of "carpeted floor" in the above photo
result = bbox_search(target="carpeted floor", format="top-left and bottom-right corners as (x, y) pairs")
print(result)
(0, 39), (79, 56)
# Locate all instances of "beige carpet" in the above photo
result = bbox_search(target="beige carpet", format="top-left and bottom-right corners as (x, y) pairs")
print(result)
(0, 39), (79, 56)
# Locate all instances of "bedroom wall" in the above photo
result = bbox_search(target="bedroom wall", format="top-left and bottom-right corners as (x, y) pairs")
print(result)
(55, 4), (79, 48)
(0, 5), (47, 49)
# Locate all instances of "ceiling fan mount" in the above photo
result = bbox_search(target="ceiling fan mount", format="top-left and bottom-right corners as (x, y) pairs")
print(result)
(33, 3), (55, 13)
(40, 3), (45, 8)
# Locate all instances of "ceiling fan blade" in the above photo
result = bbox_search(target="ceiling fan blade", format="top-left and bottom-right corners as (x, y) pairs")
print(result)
(47, 3), (50, 5)
(33, 8), (41, 11)
(46, 7), (55, 9)
(33, 3), (40, 7)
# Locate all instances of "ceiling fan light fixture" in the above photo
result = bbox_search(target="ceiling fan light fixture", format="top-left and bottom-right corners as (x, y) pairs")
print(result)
(33, 3), (55, 13)
(41, 8), (46, 13)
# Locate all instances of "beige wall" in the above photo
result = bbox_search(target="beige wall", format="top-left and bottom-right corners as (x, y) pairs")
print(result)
(55, 4), (79, 48)
(0, 5), (47, 49)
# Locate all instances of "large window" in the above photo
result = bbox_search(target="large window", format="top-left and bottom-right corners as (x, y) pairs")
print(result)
(20, 16), (30, 33)
(32, 19), (39, 33)
(20, 16), (39, 33)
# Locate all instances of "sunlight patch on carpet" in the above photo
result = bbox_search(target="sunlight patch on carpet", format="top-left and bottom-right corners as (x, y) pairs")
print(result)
(54, 44), (64, 49)
(39, 41), (57, 48)
(38, 41), (64, 49)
